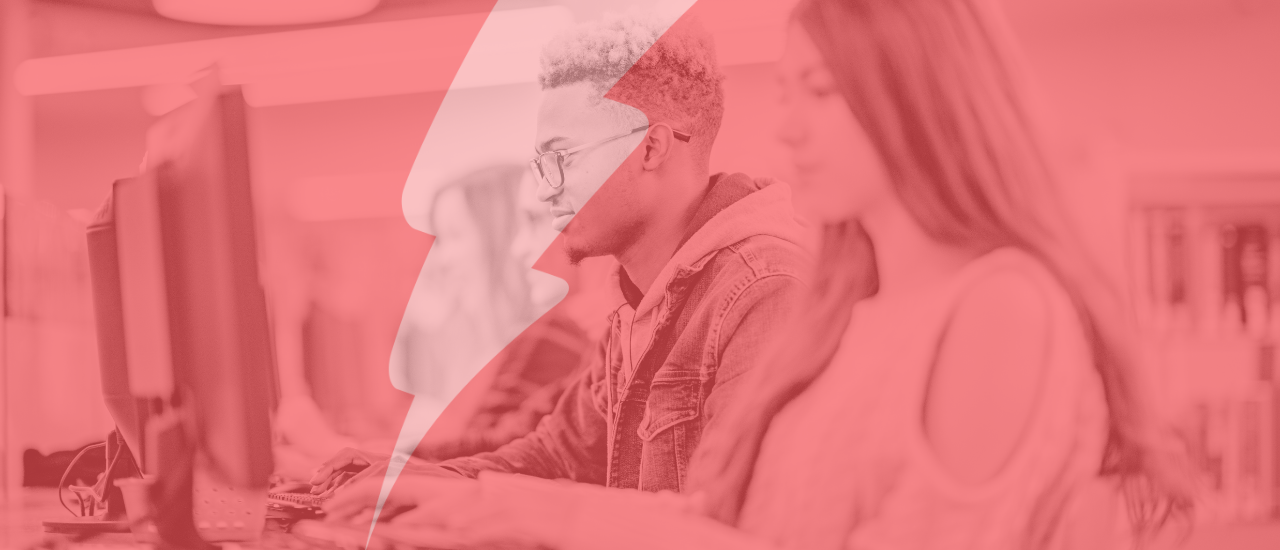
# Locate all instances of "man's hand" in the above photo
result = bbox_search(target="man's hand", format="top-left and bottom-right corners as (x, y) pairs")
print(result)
(322, 475), (476, 526)
(308, 447), (388, 495)
(311, 446), (470, 498)
(321, 474), (571, 548)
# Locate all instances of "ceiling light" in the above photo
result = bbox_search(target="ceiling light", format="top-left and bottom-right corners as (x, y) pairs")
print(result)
(152, 0), (381, 26)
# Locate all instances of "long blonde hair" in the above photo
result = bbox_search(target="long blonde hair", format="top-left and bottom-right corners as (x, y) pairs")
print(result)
(687, 0), (1192, 538)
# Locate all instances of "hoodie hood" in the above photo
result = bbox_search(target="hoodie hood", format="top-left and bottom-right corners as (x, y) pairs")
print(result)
(615, 172), (810, 318)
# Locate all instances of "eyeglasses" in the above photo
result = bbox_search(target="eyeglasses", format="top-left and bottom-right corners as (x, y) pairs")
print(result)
(529, 124), (693, 189)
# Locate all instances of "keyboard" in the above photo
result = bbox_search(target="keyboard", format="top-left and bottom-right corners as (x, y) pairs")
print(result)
(267, 491), (328, 510)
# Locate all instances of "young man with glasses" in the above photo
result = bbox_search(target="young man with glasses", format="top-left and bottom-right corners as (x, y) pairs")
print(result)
(316, 14), (811, 510)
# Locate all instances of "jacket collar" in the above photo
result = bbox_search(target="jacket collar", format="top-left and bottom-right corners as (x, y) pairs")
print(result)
(608, 172), (808, 315)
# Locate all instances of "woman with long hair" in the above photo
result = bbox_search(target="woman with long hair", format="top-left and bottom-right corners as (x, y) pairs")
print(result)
(324, 1), (1192, 547)
(683, 0), (1195, 544)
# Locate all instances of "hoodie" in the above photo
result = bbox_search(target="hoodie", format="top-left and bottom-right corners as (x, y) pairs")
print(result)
(439, 172), (812, 493)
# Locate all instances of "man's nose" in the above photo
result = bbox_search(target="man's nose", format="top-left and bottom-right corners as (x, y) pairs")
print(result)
(535, 174), (562, 203)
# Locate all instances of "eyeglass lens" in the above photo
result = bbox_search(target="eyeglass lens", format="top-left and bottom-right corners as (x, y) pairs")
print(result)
(532, 152), (564, 188)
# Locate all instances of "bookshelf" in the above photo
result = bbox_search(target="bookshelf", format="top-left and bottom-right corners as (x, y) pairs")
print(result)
(1128, 175), (1280, 526)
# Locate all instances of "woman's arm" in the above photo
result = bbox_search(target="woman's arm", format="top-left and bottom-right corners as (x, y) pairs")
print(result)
(479, 473), (781, 550)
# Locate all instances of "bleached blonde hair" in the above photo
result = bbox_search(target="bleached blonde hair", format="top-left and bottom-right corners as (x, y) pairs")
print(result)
(538, 13), (725, 162)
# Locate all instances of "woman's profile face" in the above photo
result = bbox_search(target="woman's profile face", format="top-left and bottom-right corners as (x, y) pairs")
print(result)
(776, 24), (893, 224)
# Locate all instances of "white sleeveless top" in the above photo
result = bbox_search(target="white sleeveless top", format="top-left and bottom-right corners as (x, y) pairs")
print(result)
(737, 248), (1114, 550)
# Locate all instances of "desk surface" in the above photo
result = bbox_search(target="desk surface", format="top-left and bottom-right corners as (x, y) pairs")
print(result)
(3, 488), (142, 549)
(1, 488), (330, 549)
(5, 488), (1280, 549)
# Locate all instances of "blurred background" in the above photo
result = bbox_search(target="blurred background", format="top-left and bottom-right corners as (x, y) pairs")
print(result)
(0, 0), (1278, 546)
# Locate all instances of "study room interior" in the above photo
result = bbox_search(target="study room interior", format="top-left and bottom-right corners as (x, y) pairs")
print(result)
(1, 0), (1278, 548)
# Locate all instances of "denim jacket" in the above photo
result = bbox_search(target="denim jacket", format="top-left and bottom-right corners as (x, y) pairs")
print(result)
(438, 173), (811, 492)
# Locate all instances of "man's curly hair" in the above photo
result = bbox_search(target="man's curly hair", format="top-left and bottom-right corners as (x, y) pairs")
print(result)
(538, 14), (725, 163)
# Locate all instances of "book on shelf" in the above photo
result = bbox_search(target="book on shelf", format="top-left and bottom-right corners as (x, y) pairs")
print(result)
(1130, 205), (1279, 524)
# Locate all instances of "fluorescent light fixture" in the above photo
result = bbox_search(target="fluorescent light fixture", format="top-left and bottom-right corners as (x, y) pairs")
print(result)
(153, 0), (381, 26)
(15, 7), (573, 106)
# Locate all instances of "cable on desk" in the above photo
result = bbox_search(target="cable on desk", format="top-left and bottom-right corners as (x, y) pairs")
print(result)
(57, 442), (106, 517)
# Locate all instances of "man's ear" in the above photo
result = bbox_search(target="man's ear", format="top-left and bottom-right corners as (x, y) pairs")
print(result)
(639, 123), (678, 171)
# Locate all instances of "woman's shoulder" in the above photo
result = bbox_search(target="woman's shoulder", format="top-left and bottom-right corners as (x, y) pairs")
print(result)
(923, 248), (1064, 484)
(949, 247), (1079, 322)
(939, 247), (1088, 390)
(936, 251), (1056, 376)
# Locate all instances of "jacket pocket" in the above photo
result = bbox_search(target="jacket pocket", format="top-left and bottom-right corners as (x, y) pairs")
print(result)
(636, 378), (701, 441)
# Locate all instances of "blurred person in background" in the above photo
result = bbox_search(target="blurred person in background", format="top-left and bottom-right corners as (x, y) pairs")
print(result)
(307, 165), (598, 488)
(322, 1), (1195, 548)
(398, 164), (546, 408)
(411, 168), (596, 462)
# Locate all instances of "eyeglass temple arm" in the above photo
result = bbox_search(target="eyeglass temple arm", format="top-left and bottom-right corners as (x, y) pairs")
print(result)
(561, 126), (649, 155)
(554, 124), (693, 158)
(640, 124), (693, 143)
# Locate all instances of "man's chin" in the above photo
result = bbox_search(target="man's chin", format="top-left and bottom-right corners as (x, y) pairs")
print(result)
(564, 241), (588, 266)
(561, 233), (600, 266)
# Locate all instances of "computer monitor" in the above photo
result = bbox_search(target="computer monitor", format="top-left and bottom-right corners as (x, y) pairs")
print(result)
(83, 74), (276, 545)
